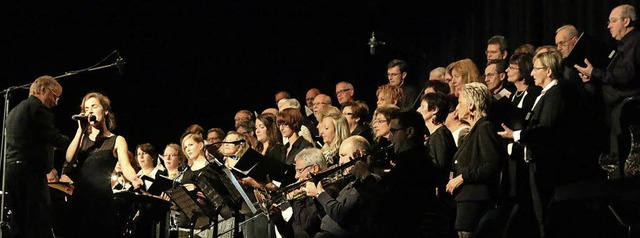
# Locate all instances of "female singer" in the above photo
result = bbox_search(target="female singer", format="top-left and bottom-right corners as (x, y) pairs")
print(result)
(319, 112), (350, 166)
(445, 83), (507, 238)
(65, 92), (143, 237)
(162, 143), (186, 179)
(136, 143), (167, 179)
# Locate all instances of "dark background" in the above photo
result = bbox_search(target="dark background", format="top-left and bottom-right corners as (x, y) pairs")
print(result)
(2, 0), (638, 149)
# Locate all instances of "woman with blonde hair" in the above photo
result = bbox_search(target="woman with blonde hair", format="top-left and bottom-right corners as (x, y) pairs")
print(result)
(445, 82), (506, 238)
(318, 112), (351, 166)
(448, 58), (481, 97)
(376, 84), (404, 108)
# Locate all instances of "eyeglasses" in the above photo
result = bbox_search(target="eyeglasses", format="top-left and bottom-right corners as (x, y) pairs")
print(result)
(49, 89), (60, 100)
(335, 88), (352, 95)
(607, 17), (627, 25)
(373, 119), (388, 125)
(389, 127), (406, 135)
(295, 165), (312, 174)
(556, 39), (572, 47)
(485, 72), (498, 78)
(508, 65), (519, 71)
(386, 72), (401, 77)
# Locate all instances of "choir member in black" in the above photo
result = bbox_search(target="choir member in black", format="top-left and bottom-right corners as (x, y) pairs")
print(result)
(305, 135), (380, 237)
(501, 51), (605, 237)
(65, 92), (142, 237)
(417, 92), (458, 236)
(374, 110), (438, 237)
(575, 4), (640, 157)
(269, 148), (327, 238)
(277, 108), (315, 185)
(5, 75), (70, 238)
(418, 92), (457, 187)
(446, 83), (507, 238)
(501, 52), (541, 238)
(341, 100), (373, 143)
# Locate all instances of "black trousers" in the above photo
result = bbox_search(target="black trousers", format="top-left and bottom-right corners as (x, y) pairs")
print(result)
(6, 162), (52, 238)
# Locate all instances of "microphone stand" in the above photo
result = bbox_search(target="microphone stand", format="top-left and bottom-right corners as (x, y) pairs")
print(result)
(410, 80), (430, 110)
(0, 50), (122, 236)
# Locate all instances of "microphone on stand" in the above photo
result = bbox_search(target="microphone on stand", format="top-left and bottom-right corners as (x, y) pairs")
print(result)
(368, 31), (385, 55)
(213, 139), (246, 145)
(115, 52), (126, 75)
(71, 114), (97, 122)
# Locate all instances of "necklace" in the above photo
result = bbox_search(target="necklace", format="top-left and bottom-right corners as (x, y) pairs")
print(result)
(514, 86), (528, 97)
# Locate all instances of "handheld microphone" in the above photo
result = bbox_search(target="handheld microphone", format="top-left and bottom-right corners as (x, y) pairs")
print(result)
(115, 52), (126, 75)
(71, 114), (97, 122)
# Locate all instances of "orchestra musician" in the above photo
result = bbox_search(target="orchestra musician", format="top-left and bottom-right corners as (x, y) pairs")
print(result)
(305, 135), (381, 237)
(269, 147), (327, 238)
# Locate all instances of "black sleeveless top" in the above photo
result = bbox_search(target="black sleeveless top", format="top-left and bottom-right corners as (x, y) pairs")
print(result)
(70, 134), (119, 237)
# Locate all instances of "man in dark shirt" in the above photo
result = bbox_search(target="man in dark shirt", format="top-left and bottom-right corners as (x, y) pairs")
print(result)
(575, 4), (640, 156)
(5, 75), (70, 238)
(269, 148), (327, 238)
(386, 59), (419, 110)
(373, 110), (437, 237)
(306, 135), (380, 237)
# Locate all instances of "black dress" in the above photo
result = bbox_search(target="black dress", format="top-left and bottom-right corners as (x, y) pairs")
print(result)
(69, 135), (119, 237)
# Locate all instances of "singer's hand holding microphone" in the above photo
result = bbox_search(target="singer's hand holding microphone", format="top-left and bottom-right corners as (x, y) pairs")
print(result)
(71, 113), (97, 122)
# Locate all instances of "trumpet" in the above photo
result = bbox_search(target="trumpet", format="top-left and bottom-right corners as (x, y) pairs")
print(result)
(254, 171), (355, 214)
(254, 152), (368, 214)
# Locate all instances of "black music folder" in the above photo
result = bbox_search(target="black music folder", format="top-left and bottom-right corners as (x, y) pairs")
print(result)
(228, 149), (268, 181)
(564, 32), (608, 68)
(141, 174), (175, 196)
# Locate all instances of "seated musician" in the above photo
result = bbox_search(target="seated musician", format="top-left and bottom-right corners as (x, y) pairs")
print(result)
(269, 147), (328, 238)
(305, 135), (381, 237)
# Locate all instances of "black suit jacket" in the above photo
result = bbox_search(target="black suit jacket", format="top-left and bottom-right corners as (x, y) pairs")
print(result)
(452, 117), (506, 202)
(7, 96), (70, 174)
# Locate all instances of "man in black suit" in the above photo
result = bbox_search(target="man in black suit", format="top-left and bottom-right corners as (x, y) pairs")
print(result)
(373, 110), (437, 237)
(575, 4), (640, 157)
(5, 75), (70, 238)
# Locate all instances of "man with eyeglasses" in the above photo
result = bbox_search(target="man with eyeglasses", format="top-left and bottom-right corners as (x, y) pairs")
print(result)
(373, 110), (438, 237)
(486, 35), (509, 63)
(269, 147), (327, 238)
(575, 4), (640, 157)
(386, 59), (419, 110)
(335, 81), (355, 106)
(5, 75), (71, 238)
(312, 94), (332, 119)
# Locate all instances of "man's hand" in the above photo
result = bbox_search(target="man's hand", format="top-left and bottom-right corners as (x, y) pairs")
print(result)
(574, 58), (594, 82)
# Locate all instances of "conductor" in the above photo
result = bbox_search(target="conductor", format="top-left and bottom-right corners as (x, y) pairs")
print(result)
(5, 75), (70, 238)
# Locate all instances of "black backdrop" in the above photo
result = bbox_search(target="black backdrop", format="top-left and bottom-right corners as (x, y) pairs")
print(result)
(3, 0), (639, 150)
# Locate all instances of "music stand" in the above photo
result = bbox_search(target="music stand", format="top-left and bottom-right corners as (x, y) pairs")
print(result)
(0, 50), (124, 237)
(166, 185), (218, 238)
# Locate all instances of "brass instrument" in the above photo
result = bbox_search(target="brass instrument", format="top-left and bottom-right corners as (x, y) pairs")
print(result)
(254, 152), (367, 214)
